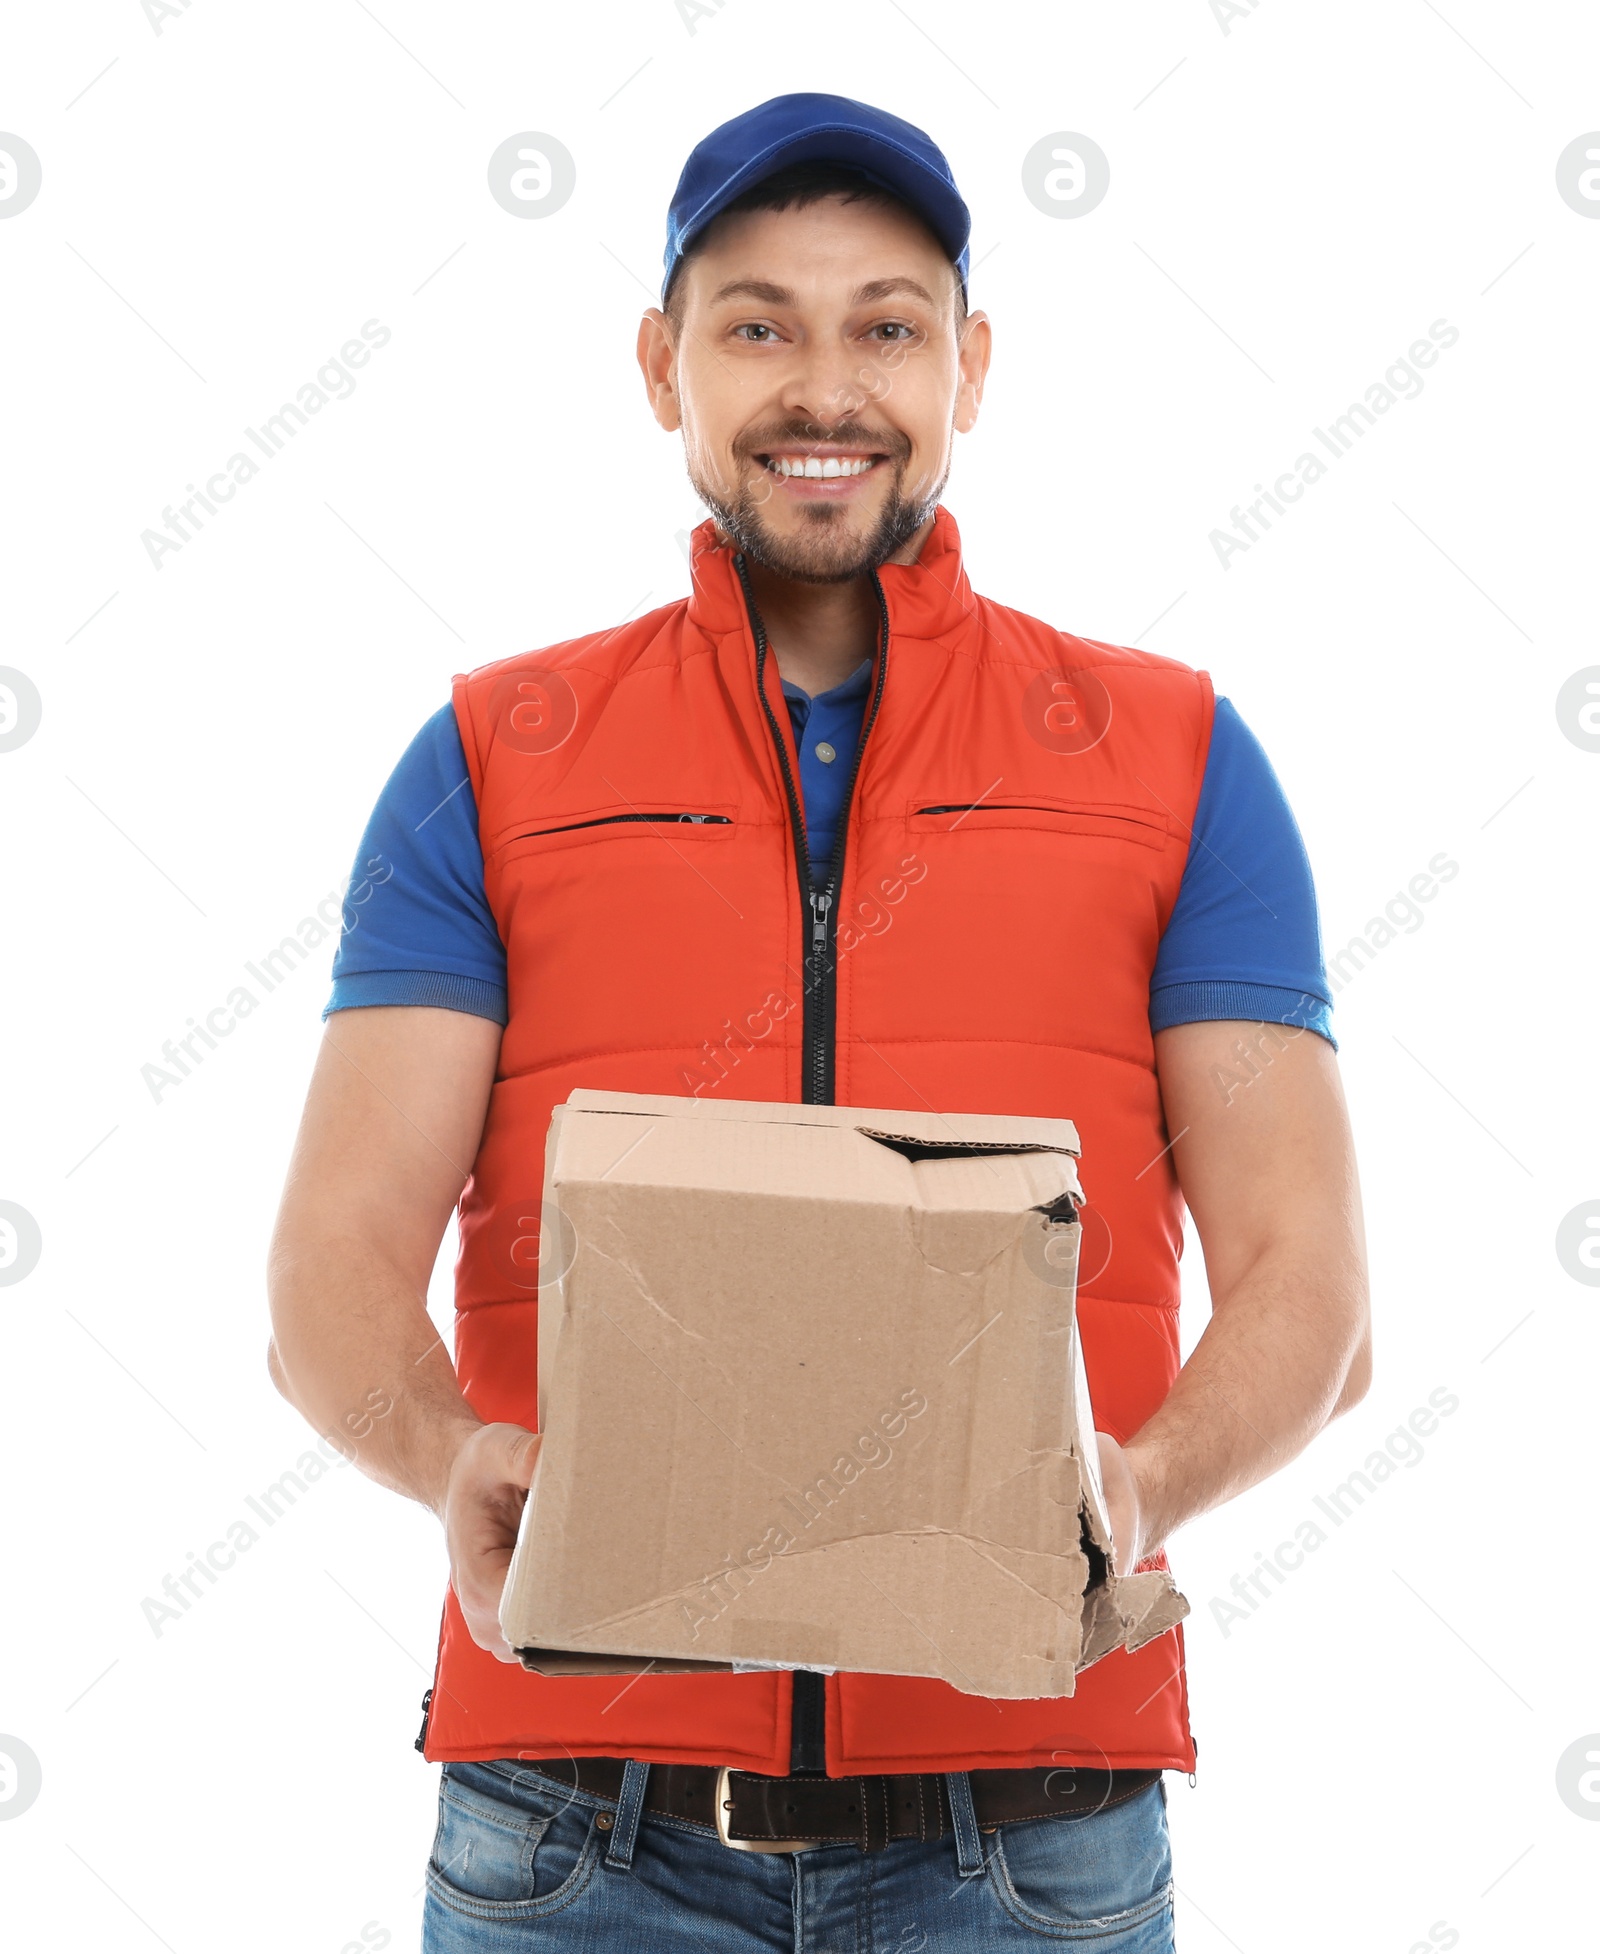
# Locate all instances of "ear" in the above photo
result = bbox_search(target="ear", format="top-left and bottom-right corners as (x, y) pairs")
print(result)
(952, 311), (992, 436)
(637, 309), (682, 433)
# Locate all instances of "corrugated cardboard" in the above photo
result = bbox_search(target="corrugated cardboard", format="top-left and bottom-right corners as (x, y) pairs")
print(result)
(500, 1089), (1188, 1699)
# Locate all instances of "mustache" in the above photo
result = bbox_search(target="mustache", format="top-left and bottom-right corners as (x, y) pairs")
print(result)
(736, 422), (910, 463)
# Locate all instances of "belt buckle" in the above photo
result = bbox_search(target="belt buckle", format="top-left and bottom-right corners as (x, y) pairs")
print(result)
(714, 1767), (816, 1854)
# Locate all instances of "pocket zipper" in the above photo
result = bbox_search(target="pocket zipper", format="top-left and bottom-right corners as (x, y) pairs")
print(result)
(915, 802), (1158, 825)
(512, 812), (732, 840)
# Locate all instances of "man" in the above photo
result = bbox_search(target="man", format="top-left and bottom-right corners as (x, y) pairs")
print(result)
(268, 94), (1369, 1952)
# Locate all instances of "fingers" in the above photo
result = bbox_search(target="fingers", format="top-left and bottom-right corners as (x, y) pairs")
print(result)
(1094, 1431), (1139, 1575)
(453, 1542), (519, 1661)
(445, 1423), (542, 1660)
(503, 1425), (541, 1489)
(459, 1589), (518, 1662)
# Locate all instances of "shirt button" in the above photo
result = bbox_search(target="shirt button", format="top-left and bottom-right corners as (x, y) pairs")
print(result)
(815, 741), (837, 764)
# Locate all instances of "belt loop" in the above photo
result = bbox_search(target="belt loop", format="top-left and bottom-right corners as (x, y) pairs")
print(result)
(862, 1775), (887, 1853)
(604, 1758), (650, 1872)
(944, 1770), (984, 1878)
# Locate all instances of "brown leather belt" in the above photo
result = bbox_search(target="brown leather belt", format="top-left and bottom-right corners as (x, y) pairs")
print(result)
(520, 1755), (1159, 1854)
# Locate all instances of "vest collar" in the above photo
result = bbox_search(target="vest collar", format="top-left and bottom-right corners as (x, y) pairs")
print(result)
(687, 503), (974, 645)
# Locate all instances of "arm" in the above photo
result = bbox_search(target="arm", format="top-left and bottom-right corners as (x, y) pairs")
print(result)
(1096, 1018), (1370, 1571)
(266, 1004), (538, 1660)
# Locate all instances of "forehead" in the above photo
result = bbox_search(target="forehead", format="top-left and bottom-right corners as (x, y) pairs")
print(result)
(682, 194), (959, 312)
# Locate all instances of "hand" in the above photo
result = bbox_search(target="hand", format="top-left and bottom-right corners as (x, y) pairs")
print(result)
(1095, 1431), (1146, 1576)
(439, 1422), (542, 1662)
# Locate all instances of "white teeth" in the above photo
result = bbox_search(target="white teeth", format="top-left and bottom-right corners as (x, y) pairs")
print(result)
(768, 455), (875, 478)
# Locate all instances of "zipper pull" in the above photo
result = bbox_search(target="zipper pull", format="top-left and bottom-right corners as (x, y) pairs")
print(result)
(810, 890), (832, 946)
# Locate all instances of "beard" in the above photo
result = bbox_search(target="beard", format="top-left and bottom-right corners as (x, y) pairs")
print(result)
(689, 423), (946, 585)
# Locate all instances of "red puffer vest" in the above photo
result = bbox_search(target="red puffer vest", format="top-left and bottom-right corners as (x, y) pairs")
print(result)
(423, 507), (1211, 1774)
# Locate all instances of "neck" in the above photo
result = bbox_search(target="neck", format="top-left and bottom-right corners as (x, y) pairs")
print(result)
(730, 512), (935, 697)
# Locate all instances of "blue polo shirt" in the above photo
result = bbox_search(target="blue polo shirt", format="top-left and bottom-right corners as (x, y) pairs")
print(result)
(784, 656), (875, 879)
(325, 673), (1334, 1046)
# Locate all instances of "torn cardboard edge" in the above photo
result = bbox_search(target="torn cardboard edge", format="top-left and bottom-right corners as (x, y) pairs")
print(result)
(512, 1455), (1184, 1683)
(514, 1519), (1188, 1682)
(559, 1087), (1083, 1156)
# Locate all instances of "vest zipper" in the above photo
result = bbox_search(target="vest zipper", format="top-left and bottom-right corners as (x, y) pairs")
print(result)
(732, 553), (890, 1106)
(731, 551), (890, 1772)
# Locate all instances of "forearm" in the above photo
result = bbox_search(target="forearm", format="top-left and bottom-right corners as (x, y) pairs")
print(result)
(266, 1008), (541, 1658)
(267, 1231), (482, 1513)
(266, 1008), (503, 1510)
(1124, 1234), (1369, 1559)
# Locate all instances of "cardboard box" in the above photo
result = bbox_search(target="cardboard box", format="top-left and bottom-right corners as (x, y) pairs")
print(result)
(500, 1090), (1187, 1699)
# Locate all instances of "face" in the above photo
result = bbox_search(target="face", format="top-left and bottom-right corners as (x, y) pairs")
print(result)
(638, 195), (990, 583)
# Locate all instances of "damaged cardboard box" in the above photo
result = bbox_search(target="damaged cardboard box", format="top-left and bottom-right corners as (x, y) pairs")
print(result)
(500, 1089), (1188, 1699)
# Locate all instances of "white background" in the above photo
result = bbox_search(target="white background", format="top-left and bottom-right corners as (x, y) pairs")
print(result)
(2, 2), (1597, 1949)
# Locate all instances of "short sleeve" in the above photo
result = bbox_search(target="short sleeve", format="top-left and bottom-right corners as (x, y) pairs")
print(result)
(1150, 696), (1335, 1047)
(324, 705), (508, 1023)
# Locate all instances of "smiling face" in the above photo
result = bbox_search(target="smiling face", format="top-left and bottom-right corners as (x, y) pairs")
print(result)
(639, 191), (990, 584)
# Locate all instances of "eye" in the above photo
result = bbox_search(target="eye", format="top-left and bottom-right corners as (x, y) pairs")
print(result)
(732, 322), (779, 343)
(868, 322), (916, 342)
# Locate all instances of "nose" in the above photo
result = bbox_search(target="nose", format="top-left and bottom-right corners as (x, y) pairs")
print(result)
(777, 334), (882, 433)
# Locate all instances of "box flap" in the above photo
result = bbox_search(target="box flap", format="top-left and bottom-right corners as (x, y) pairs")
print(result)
(563, 1087), (1079, 1157)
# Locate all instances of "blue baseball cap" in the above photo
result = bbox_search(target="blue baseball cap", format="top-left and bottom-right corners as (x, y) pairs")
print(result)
(662, 93), (971, 304)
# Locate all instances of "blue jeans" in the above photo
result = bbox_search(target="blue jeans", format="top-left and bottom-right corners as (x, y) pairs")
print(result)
(422, 1759), (1175, 1950)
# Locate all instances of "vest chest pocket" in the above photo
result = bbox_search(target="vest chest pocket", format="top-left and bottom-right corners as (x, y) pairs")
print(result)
(490, 807), (737, 868)
(906, 799), (1170, 849)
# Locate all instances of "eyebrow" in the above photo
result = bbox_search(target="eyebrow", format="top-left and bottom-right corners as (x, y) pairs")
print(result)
(707, 275), (940, 308)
